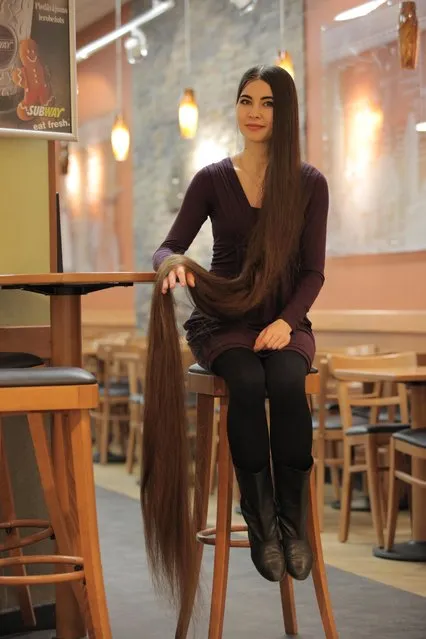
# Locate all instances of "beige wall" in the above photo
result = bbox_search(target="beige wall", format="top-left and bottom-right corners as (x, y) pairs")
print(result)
(306, 0), (426, 312)
(0, 138), (53, 613)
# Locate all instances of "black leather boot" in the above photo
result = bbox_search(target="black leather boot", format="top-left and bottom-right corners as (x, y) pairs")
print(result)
(235, 465), (286, 582)
(273, 461), (313, 581)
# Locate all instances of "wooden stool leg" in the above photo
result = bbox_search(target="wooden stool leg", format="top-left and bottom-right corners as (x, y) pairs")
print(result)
(365, 437), (384, 548)
(209, 397), (233, 639)
(280, 576), (298, 636)
(0, 425), (36, 628)
(385, 438), (400, 552)
(69, 410), (112, 639)
(307, 472), (338, 639)
(27, 413), (89, 634)
(176, 394), (215, 639)
(338, 442), (352, 543)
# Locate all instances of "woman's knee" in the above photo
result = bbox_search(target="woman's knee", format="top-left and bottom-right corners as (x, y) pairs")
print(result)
(213, 349), (266, 402)
(265, 352), (308, 400)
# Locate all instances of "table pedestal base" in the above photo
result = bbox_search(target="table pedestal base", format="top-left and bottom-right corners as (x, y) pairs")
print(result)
(373, 541), (426, 562)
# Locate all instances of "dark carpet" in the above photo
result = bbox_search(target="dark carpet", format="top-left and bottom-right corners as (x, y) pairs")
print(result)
(11, 486), (426, 638)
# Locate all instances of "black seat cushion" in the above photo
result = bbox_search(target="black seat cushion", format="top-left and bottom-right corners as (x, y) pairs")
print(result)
(99, 382), (130, 398)
(0, 352), (44, 369)
(188, 363), (318, 376)
(393, 428), (426, 449)
(346, 423), (410, 436)
(312, 414), (367, 431)
(0, 367), (96, 388)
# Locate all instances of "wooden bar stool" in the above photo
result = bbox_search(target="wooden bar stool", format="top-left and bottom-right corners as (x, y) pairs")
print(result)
(0, 367), (112, 639)
(0, 351), (46, 628)
(176, 364), (337, 639)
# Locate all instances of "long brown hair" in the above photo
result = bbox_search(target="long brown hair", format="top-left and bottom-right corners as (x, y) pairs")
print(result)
(141, 66), (307, 635)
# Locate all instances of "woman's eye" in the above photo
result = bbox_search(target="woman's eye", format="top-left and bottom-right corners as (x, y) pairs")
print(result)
(240, 99), (250, 105)
(264, 101), (274, 108)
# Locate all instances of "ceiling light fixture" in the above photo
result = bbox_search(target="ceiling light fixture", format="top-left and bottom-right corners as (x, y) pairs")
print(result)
(124, 28), (148, 64)
(275, 0), (295, 78)
(76, 0), (174, 62)
(334, 0), (387, 22)
(179, 0), (198, 139)
(111, 0), (130, 162)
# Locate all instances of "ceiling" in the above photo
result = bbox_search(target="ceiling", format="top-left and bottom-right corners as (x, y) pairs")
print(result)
(75, 0), (131, 33)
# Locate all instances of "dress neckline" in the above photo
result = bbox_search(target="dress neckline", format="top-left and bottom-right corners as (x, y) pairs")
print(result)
(225, 157), (261, 211)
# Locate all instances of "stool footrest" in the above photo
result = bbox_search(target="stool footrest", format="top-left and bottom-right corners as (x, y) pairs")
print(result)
(0, 519), (53, 552)
(0, 554), (85, 585)
(197, 523), (250, 548)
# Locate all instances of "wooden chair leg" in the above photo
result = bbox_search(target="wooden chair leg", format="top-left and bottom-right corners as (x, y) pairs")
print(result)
(99, 402), (110, 465)
(315, 435), (326, 531)
(209, 397), (233, 639)
(308, 471), (338, 639)
(0, 426), (36, 628)
(176, 394), (215, 639)
(280, 576), (297, 636)
(69, 410), (112, 639)
(126, 425), (137, 474)
(385, 438), (400, 552)
(339, 442), (352, 543)
(329, 441), (341, 501)
(365, 437), (384, 548)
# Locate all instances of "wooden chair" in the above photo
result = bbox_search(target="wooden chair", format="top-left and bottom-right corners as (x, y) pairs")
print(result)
(385, 428), (426, 554)
(91, 344), (131, 465)
(0, 367), (111, 638)
(110, 343), (147, 475)
(328, 352), (415, 547)
(175, 364), (337, 639)
(312, 345), (380, 531)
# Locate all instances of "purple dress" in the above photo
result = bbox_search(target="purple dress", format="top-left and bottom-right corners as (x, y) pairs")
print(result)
(153, 157), (329, 371)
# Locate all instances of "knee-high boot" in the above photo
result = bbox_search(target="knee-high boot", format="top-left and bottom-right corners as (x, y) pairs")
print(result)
(234, 465), (286, 582)
(273, 461), (313, 581)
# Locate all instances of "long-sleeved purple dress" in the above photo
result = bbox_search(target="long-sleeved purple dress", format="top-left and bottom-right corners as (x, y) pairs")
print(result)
(153, 157), (329, 371)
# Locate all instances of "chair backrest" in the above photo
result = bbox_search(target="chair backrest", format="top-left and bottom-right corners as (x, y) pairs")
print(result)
(327, 352), (417, 430)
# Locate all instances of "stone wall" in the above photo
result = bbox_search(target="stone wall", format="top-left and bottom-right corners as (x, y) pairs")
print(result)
(131, 0), (305, 330)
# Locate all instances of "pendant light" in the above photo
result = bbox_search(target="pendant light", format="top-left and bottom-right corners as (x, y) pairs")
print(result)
(399, 1), (419, 70)
(179, 0), (198, 139)
(416, 36), (425, 132)
(275, 0), (295, 79)
(111, 0), (130, 161)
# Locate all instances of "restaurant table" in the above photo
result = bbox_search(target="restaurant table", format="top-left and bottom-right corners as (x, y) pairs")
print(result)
(0, 272), (155, 638)
(334, 366), (426, 563)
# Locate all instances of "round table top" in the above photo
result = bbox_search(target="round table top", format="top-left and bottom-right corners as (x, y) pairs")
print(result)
(0, 272), (156, 286)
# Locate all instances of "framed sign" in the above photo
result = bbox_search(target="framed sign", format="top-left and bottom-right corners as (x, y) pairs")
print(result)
(0, 0), (77, 140)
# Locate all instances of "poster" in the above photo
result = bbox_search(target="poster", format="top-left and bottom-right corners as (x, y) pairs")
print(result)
(0, 0), (77, 139)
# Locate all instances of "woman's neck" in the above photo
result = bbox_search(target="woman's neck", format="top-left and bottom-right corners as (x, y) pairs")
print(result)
(239, 141), (268, 175)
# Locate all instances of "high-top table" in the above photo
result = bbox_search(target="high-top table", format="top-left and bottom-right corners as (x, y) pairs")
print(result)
(0, 272), (155, 638)
(333, 365), (426, 563)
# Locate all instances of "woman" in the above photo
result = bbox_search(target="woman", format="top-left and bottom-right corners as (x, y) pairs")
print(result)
(142, 65), (328, 622)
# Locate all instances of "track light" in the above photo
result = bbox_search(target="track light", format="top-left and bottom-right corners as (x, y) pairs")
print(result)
(124, 28), (148, 64)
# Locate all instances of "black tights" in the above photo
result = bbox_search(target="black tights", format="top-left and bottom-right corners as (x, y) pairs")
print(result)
(212, 348), (313, 473)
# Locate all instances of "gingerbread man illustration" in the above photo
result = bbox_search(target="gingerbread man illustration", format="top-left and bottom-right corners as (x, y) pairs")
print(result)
(11, 39), (53, 121)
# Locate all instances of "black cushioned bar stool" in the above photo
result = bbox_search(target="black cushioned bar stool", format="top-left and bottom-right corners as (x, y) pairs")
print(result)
(0, 366), (112, 639)
(0, 352), (45, 628)
(176, 363), (337, 639)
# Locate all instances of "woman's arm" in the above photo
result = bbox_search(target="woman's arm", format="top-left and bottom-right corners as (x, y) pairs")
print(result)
(279, 170), (329, 331)
(152, 167), (213, 271)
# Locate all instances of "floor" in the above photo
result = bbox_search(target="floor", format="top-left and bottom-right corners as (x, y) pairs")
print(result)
(93, 462), (426, 598)
(10, 486), (426, 639)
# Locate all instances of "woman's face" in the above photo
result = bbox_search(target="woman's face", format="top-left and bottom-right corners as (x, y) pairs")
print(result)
(236, 79), (274, 144)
